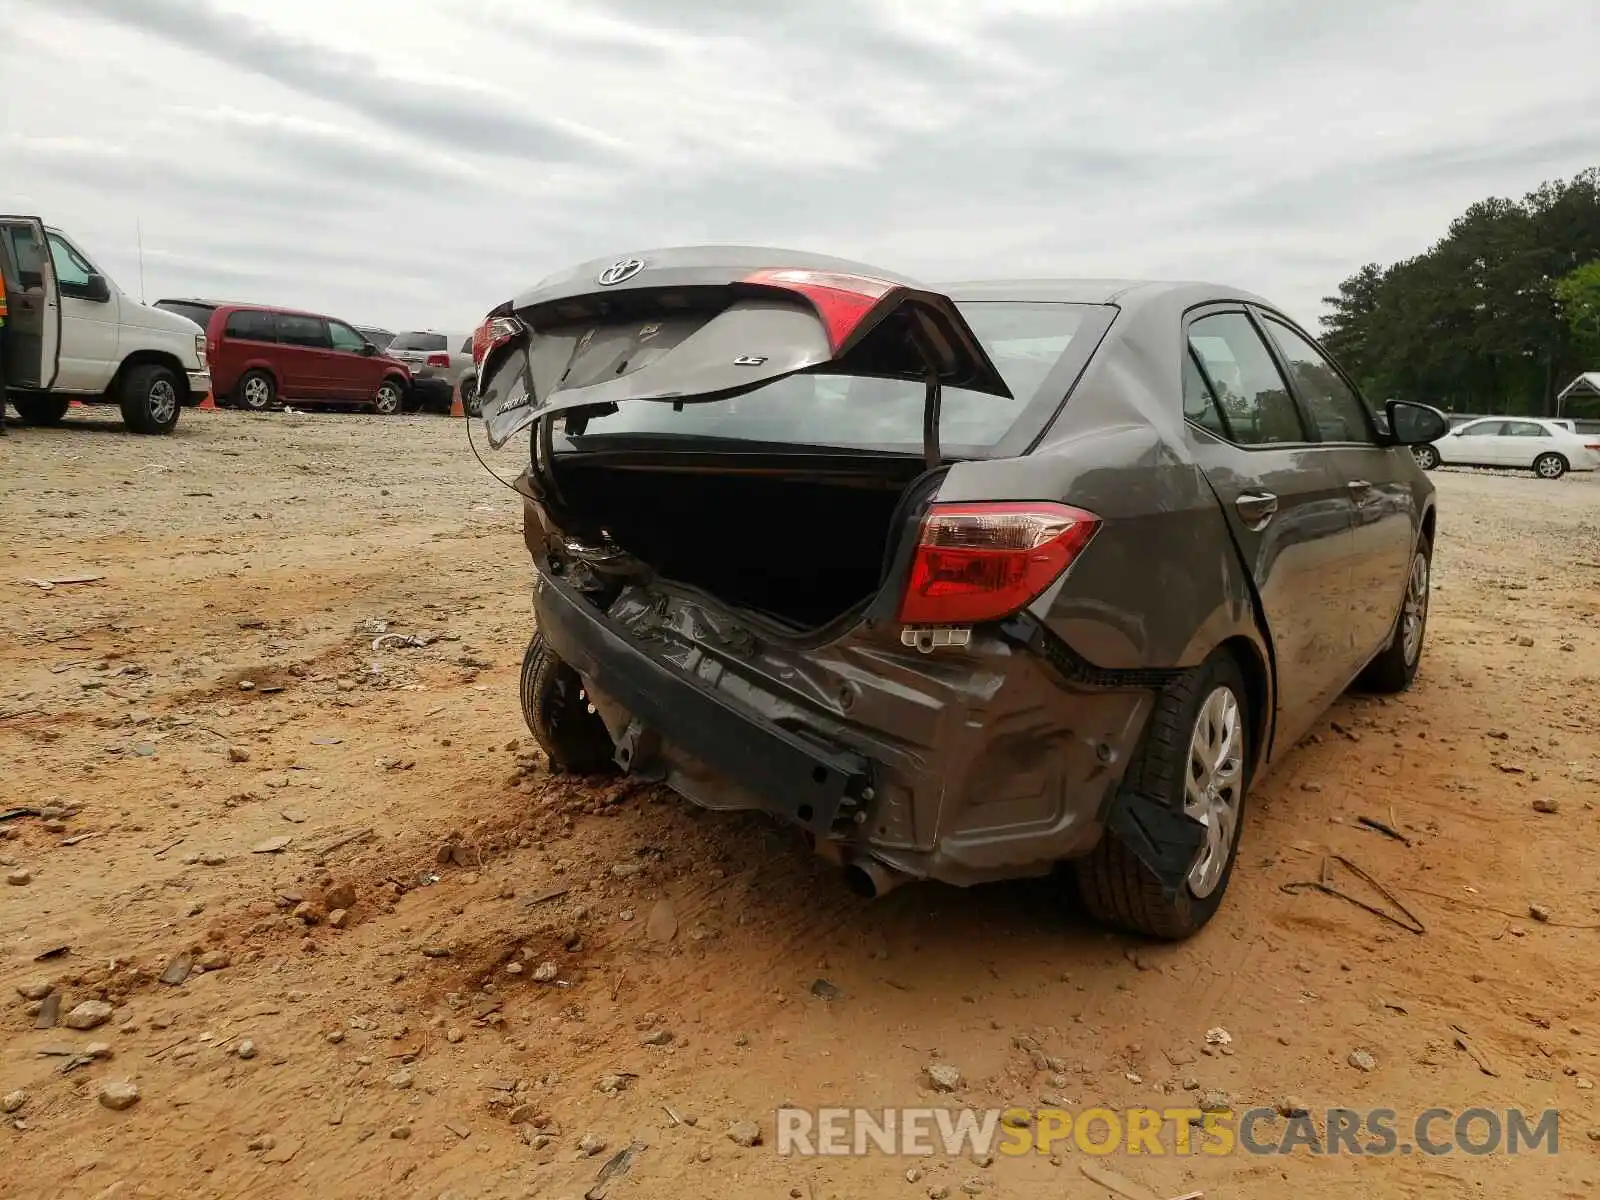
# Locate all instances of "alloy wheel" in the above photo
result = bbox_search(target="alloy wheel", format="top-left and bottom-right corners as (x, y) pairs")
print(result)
(375, 383), (402, 414)
(1182, 685), (1244, 899)
(1402, 551), (1429, 666)
(243, 377), (271, 410)
(148, 380), (178, 426)
(1535, 454), (1565, 479)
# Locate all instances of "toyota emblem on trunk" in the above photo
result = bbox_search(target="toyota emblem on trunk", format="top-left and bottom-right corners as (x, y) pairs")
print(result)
(597, 258), (645, 286)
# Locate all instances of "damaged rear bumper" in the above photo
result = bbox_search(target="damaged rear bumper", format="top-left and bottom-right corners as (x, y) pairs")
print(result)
(533, 575), (1161, 888)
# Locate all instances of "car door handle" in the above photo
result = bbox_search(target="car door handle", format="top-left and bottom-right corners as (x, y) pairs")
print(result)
(1235, 492), (1278, 528)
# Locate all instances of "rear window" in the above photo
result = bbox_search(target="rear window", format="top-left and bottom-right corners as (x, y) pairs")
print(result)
(224, 310), (277, 341)
(564, 302), (1104, 453)
(155, 301), (216, 327)
(390, 332), (448, 352)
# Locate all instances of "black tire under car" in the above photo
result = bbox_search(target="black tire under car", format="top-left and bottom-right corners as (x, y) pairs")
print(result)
(236, 369), (276, 412)
(1413, 445), (1440, 470)
(1075, 651), (1251, 940)
(118, 363), (183, 435)
(11, 395), (71, 426)
(1356, 536), (1431, 695)
(520, 632), (618, 775)
(461, 377), (482, 418)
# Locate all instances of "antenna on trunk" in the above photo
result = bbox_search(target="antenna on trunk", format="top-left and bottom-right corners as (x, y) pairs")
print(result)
(136, 217), (146, 303)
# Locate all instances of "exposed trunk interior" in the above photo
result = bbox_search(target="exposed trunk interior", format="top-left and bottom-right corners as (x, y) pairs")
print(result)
(551, 455), (929, 631)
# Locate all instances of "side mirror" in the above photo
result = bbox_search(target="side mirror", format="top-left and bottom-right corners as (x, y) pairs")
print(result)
(360, 342), (377, 356)
(83, 274), (112, 303)
(1385, 399), (1450, 446)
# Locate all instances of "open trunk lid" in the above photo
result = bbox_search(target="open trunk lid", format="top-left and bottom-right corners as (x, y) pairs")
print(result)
(474, 246), (1013, 454)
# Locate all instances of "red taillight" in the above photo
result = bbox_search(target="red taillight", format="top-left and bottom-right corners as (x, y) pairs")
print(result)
(897, 502), (1101, 626)
(425, 352), (451, 368)
(472, 314), (525, 366)
(741, 268), (898, 353)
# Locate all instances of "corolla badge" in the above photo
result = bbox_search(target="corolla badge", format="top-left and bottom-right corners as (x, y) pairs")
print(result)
(597, 257), (645, 286)
(483, 377), (536, 451)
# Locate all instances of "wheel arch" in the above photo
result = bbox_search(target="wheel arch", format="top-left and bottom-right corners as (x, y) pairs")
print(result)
(1215, 635), (1272, 780)
(238, 360), (282, 383)
(107, 351), (191, 405)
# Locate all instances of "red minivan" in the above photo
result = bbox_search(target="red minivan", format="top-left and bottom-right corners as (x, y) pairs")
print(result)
(204, 304), (412, 414)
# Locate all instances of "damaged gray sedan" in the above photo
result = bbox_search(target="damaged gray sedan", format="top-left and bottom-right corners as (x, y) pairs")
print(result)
(471, 247), (1448, 939)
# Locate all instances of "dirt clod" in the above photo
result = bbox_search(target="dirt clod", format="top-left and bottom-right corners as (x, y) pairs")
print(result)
(64, 1001), (113, 1030)
(97, 1081), (140, 1111)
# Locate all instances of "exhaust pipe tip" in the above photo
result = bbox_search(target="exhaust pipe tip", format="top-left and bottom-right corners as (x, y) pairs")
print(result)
(842, 858), (904, 900)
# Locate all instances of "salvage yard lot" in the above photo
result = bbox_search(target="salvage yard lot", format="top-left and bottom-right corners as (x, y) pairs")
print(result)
(2, 409), (1599, 1200)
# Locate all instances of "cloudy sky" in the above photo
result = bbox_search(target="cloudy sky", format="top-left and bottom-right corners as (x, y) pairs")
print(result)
(5, 0), (1598, 334)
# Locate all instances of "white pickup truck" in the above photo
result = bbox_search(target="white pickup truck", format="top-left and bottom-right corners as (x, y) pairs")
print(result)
(1, 216), (211, 435)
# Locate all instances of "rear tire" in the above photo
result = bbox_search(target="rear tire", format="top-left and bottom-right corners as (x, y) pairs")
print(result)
(461, 377), (482, 418)
(520, 632), (618, 775)
(1534, 452), (1567, 480)
(12, 395), (71, 426)
(1075, 652), (1250, 940)
(119, 364), (182, 435)
(1357, 537), (1431, 694)
(1412, 445), (1440, 470)
(236, 370), (276, 412)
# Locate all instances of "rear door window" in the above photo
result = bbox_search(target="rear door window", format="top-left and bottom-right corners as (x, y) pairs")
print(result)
(563, 302), (1105, 453)
(224, 310), (277, 342)
(1182, 348), (1230, 438)
(1504, 420), (1551, 438)
(1187, 313), (1307, 446)
(278, 314), (331, 349)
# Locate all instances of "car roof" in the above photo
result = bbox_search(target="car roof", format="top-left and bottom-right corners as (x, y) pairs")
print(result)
(943, 278), (1278, 310)
(218, 302), (349, 322)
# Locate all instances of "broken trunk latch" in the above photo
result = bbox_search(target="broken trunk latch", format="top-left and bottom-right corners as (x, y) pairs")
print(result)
(901, 627), (972, 654)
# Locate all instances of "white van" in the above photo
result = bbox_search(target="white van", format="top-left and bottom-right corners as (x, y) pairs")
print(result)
(1, 216), (212, 435)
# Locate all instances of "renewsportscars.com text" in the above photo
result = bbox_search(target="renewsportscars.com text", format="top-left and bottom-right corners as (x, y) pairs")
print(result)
(775, 1106), (1561, 1158)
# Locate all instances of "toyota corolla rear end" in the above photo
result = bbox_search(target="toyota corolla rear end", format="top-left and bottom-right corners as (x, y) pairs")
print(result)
(472, 247), (1155, 894)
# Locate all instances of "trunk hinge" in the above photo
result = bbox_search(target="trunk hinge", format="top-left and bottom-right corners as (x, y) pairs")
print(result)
(910, 314), (945, 471)
(920, 366), (942, 471)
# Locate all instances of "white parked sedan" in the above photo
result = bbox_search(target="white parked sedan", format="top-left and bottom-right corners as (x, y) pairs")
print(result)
(1415, 417), (1600, 479)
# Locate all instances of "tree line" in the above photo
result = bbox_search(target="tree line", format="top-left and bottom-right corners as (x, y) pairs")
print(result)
(1319, 167), (1600, 416)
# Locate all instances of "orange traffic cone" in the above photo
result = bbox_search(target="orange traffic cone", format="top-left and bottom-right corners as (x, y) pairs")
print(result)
(449, 382), (465, 418)
(198, 392), (217, 411)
